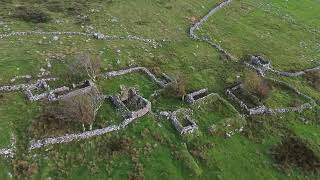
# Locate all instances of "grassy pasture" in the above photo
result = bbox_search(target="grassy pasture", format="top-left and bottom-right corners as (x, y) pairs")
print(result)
(0, 0), (319, 179)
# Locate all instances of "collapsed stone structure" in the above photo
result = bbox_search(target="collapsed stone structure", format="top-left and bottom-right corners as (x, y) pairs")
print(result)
(57, 80), (97, 100)
(160, 109), (198, 135)
(226, 82), (315, 115)
(185, 88), (211, 104)
(245, 55), (320, 77)
(109, 87), (152, 128)
(0, 78), (68, 102)
(226, 84), (267, 115)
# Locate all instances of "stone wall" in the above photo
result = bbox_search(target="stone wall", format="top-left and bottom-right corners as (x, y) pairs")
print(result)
(110, 88), (152, 128)
(103, 66), (172, 88)
(226, 81), (316, 115)
(189, 0), (237, 61)
(185, 88), (209, 104)
(0, 148), (14, 158)
(0, 31), (161, 48)
(160, 109), (198, 135)
(245, 55), (320, 77)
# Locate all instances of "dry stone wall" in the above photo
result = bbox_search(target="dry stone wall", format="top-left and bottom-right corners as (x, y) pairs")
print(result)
(0, 31), (161, 48)
(103, 66), (173, 88)
(189, 0), (237, 61)
(186, 88), (210, 104)
(245, 55), (320, 77)
(226, 82), (316, 115)
(109, 88), (152, 128)
(160, 109), (198, 135)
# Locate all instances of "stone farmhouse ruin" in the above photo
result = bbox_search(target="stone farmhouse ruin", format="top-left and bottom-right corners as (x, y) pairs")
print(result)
(185, 88), (211, 104)
(109, 87), (152, 128)
(226, 82), (315, 115)
(161, 109), (198, 135)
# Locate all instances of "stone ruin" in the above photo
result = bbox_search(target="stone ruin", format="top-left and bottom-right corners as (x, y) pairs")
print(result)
(245, 55), (320, 77)
(57, 80), (97, 101)
(0, 77), (70, 102)
(226, 82), (315, 115)
(160, 109), (198, 135)
(185, 88), (212, 104)
(226, 83), (266, 115)
(247, 55), (272, 76)
(109, 87), (152, 128)
(0, 75), (103, 102)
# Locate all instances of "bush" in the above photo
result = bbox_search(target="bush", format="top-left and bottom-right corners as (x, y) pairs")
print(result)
(304, 71), (320, 90)
(272, 136), (320, 174)
(162, 77), (186, 99)
(13, 6), (51, 23)
(13, 160), (38, 179)
(244, 71), (272, 99)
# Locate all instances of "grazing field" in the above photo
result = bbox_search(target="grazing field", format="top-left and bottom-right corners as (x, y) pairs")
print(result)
(0, 0), (319, 179)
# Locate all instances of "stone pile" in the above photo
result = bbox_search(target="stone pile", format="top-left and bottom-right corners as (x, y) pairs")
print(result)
(0, 148), (14, 158)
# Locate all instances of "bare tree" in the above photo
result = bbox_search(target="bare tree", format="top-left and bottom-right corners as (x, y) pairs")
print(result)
(56, 86), (103, 131)
(69, 52), (101, 82)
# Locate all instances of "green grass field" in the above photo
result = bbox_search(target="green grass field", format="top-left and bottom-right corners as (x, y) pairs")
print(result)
(0, 0), (319, 179)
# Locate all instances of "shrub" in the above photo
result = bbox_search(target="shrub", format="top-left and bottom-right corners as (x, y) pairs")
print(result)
(304, 71), (320, 90)
(13, 160), (38, 179)
(271, 136), (320, 174)
(162, 77), (186, 99)
(244, 71), (272, 99)
(13, 6), (51, 23)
